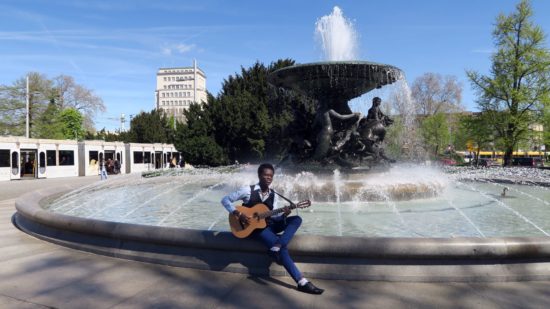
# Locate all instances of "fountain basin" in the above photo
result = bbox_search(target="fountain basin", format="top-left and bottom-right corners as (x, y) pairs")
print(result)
(268, 61), (402, 103)
(14, 183), (550, 282)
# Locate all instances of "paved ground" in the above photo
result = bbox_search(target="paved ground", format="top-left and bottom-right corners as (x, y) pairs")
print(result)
(1, 176), (550, 309)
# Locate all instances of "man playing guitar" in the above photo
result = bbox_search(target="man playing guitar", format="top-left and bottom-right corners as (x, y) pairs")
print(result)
(221, 163), (324, 295)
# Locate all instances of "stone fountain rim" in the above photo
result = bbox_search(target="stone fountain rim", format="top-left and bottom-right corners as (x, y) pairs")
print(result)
(14, 184), (550, 259)
(13, 184), (550, 282)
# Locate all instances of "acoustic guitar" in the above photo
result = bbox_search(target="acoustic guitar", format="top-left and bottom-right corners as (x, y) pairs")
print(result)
(229, 200), (311, 238)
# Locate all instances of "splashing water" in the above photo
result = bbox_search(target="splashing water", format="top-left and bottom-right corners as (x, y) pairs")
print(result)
(315, 6), (358, 61)
(333, 169), (343, 236)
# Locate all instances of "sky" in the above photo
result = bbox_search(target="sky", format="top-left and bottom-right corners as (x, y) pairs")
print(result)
(1, 0), (549, 131)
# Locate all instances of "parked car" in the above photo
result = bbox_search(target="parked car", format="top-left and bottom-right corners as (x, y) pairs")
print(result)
(476, 158), (500, 167)
(512, 157), (544, 167)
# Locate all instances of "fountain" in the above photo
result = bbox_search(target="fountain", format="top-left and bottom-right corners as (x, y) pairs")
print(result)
(268, 7), (402, 168)
(13, 6), (550, 282)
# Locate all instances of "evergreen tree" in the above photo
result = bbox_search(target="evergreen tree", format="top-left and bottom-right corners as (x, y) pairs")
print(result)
(34, 99), (64, 139)
(127, 109), (175, 144)
(176, 96), (228, 166)
(173, 59), (313, 166)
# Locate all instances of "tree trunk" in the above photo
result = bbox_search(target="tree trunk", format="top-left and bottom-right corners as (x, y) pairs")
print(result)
(503, 122), (516, 166)
(503, 147), (514, 166)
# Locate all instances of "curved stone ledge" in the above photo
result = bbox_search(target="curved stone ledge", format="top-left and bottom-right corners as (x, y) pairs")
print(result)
(13, 185), (550, 282)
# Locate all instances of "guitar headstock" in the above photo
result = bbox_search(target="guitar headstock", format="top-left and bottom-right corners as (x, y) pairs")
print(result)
(296, 199), (311, 209)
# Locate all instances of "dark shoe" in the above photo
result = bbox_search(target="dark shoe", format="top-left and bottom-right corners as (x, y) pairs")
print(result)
(268, 250), (282, 265)
(297, 282), (324, 295)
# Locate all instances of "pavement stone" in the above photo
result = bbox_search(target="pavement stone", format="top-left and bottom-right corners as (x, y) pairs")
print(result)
(0, 294), (50, 309)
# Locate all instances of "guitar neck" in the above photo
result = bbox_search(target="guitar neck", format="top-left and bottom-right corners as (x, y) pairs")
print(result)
(259, 204), (298, 219)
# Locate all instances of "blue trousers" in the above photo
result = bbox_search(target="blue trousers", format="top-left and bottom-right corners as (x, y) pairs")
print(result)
(253, 215), (303, 283)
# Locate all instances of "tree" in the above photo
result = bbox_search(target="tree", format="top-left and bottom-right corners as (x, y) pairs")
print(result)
(197, 59), (301, 163)
(0, 72), (53, 137)
(458, 113), (497, 165)
(53, 75), (106, 131)
(467, 0), (550, 166)
(420, 113), (450, 157)
(34, 100), (64, 139)
(127, 109), (174, 144)
(1, 72), (105, 137)
(411, 73), (463, 115)
(176, 95), (228, 166)
(0, 84), (25, 136)
(85, 128), (127, 142)
(172, 59), (311, 165)
(543, 104), (550, 155)
(59, 108), (85, 140)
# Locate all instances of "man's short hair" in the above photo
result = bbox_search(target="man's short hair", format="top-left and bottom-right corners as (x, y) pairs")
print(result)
(258, 163), (275, 176)
(373, 97), (381, 102)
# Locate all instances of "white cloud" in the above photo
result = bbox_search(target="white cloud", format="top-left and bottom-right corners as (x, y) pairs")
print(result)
(175, 43), (196, 54)
(161, 43), (197, 56)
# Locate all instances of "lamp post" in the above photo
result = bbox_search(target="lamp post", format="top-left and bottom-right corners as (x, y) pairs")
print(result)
(26, 75), (29, 138)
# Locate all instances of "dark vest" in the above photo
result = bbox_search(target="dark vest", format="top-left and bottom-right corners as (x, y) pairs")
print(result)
(242, 185), (275, 210)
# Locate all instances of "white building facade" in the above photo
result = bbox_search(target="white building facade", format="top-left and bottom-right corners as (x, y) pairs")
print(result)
(155, 61), (207, 123)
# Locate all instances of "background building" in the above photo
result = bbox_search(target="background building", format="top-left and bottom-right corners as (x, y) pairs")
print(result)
(155, 61), (207, 123)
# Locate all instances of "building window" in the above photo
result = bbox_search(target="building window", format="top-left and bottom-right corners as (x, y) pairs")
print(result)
(89, 151), (99, 165)
(144, 152), (151, 164)
(47, 150), (56, 166)
(59, 150), (75, 166)
(133, 151), (144, 164)
(0, 149), (9, 167)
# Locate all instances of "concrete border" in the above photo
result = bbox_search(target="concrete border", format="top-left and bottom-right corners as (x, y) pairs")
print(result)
(13, 185), (550, 282)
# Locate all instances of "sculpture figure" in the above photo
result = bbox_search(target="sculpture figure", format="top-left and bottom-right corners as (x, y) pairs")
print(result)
(267, 61), (402, 168)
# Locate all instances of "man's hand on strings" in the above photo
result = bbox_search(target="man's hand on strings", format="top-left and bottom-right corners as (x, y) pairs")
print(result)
(233, 210), (251, 225)
(283, 206), (291, 216)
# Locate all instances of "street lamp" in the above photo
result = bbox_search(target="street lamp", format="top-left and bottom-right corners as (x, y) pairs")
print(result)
(26, 75), (29, 138)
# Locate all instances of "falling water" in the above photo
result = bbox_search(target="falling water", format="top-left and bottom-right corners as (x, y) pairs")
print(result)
(333, 169), (343, 236)
(391, 80), (427, 161)
(315, 6), (358, 61)
(375, 189), (405, 224)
